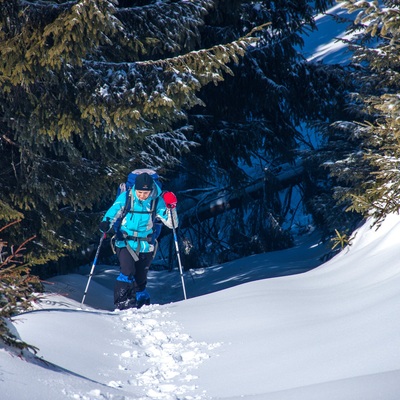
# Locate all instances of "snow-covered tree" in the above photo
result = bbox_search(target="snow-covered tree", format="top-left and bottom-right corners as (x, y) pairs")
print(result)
(187, 0), (339, 180)
(0, 0), (263, 266)
(326, 0), (400, 226)
(172, 0), (350, 263)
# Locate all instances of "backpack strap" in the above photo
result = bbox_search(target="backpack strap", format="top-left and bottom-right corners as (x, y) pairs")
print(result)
(127, 196), (156, 215)
(112, 191), (162, 256)
(122, 189), (132, 219)
(110, 190), (132, 253)
(124, 192), (160, 234)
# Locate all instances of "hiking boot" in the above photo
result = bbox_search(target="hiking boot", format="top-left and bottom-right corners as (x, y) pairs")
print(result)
(115, 297), (137, 311)
(114, 279), (136, 310)
(136, 289), (151, 308)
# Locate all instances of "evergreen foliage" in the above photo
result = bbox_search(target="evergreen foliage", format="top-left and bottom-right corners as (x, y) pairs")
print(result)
(326, 0), (400, 226)
(300, 63), (367, 237)
(0, 0), (366, 270)
(175, 0), (350, 261)
(0, 0), (263, 267)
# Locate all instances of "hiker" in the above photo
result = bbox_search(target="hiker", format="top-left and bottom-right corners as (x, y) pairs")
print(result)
(99, 172), (178, 310)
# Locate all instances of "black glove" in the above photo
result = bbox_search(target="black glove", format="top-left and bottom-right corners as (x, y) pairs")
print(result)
(99, 218), (111, 233)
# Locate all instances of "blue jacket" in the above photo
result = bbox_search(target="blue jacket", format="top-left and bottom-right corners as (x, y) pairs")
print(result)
(102, 183), (178, 253)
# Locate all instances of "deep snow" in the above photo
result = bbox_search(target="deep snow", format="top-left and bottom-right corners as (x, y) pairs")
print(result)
(4, 4), (398, 400)
(2, 213), (400, 399)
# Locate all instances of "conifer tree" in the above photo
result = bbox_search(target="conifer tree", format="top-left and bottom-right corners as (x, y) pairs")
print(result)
(326, 1), (400, 226)
(0, 0), (263, 266)
(173, 0), (346, 262)
(187, 0), (339, 182)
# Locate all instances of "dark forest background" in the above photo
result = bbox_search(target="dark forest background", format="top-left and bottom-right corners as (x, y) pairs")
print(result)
(1, 0), (400, 278)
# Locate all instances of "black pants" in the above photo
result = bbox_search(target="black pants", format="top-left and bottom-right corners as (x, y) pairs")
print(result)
(114, 247), (153, 306)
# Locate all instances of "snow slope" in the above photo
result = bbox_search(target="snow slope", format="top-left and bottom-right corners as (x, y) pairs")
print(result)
(3, 5), (399, 400)
(2, 213), (400, 399)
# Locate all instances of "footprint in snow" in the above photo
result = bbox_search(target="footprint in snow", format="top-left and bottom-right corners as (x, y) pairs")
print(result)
(110, 305), (221, 399)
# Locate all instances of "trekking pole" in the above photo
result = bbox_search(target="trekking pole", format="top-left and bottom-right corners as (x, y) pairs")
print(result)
(170, 209), (187, 300)
(81, 232), (106, 307)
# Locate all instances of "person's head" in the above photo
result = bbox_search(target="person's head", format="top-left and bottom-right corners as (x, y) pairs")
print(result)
(135, 172), (153, 200)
